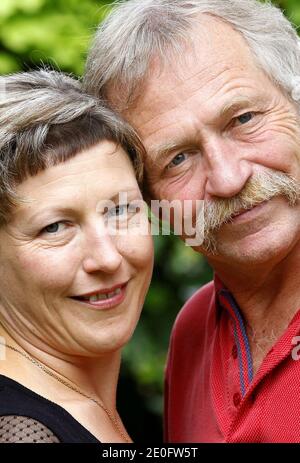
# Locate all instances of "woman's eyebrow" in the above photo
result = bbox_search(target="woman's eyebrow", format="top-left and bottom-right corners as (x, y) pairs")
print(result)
(109, 188), (143, 203)
(20, 189), (142, 221)
(22, 207), (76, 223)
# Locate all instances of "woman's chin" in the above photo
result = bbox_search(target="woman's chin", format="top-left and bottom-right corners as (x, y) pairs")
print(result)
(68, 324), (138, 357)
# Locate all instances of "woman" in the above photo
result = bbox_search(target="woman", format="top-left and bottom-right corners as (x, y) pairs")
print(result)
(0, 70), (154, 443)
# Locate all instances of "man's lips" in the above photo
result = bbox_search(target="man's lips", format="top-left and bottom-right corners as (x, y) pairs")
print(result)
(231, 200), (268, 222)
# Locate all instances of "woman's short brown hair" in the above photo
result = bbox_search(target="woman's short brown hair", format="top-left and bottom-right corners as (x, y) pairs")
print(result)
(0, 69), (145, 225)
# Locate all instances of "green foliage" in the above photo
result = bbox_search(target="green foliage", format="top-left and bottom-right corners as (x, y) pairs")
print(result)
(274, 0), (300, 24)
(0, 0), (109, 75)
(0, 0), (298, 441)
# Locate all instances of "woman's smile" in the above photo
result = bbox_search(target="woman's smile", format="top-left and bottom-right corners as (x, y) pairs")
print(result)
(71, 281), (129, 310)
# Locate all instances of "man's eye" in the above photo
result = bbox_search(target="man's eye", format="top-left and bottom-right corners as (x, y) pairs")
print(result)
(167, 153), (187, 169)
(236, 112), (254, 125)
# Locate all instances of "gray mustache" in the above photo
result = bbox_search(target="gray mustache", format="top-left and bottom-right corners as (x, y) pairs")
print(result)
(202, 170), (299, 252)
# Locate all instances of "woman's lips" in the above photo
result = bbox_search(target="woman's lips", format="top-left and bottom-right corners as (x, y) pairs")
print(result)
(71, 283), (128, 310)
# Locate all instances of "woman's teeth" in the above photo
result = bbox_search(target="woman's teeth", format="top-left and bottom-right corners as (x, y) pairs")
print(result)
(82, 288), (122, 302)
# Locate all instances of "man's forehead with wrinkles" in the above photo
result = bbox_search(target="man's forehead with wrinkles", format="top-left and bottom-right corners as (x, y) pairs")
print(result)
(122, 15), (263, 127)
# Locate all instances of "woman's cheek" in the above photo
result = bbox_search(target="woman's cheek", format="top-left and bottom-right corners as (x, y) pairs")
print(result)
(21, 246), (79, 291)
(118, 232), (154, 270)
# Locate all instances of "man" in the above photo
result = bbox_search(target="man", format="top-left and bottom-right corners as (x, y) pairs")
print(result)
(84, 0), (300, 442)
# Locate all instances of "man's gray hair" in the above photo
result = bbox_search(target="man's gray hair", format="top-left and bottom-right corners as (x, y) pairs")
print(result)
(84, 0), (300, 106)
(0, 69), (145, 224)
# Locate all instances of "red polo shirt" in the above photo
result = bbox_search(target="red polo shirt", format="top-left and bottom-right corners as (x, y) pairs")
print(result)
(164, 276), (300, 442)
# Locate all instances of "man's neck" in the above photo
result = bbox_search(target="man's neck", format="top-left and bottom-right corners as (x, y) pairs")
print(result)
(209, 241), (300, 374)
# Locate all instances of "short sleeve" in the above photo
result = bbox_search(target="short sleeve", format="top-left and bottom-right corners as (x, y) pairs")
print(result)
(0, 415), (60, 443)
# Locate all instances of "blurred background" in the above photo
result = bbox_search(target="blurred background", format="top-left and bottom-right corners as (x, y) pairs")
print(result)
(0, 0), (298, 442)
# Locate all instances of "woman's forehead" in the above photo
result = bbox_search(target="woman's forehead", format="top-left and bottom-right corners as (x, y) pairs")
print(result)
(11, 143), (139, 219)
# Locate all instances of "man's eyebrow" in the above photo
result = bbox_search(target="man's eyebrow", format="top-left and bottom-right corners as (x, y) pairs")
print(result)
(219, 97), (254, 118)
(147, 97), (260, 165)
(148, 140), (185, 165)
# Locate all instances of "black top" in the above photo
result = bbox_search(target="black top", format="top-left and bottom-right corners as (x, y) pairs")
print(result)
(0, 374), (100, 443)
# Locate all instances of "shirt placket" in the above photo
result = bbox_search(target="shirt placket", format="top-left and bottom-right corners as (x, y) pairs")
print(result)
(217, 290), (254, 416)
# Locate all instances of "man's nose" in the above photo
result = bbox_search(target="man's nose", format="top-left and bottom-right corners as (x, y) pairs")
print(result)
(82, 223), (122, 274)
(204, 139), (253, 199)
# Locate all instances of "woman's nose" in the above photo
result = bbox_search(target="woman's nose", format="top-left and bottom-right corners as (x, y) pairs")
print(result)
(82, 225), (122, 274)
(204, 140), (253, 199)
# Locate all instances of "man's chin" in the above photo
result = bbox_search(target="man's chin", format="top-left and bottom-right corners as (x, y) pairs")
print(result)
(204, 229), (294, 267)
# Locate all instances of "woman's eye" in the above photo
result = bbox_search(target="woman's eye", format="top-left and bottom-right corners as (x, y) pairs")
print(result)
(167, 153), (188, 169)
(42, 222), (64, 234)
(235, 112), (254, 125)
(108, 204), (129, 217)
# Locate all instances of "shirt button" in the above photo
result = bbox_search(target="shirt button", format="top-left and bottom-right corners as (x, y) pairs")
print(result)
(233, 392), (241, 408)
(232, 344), (238, 359)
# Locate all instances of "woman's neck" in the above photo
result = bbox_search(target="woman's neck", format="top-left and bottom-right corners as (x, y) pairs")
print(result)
(0, 322), (121, 410)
